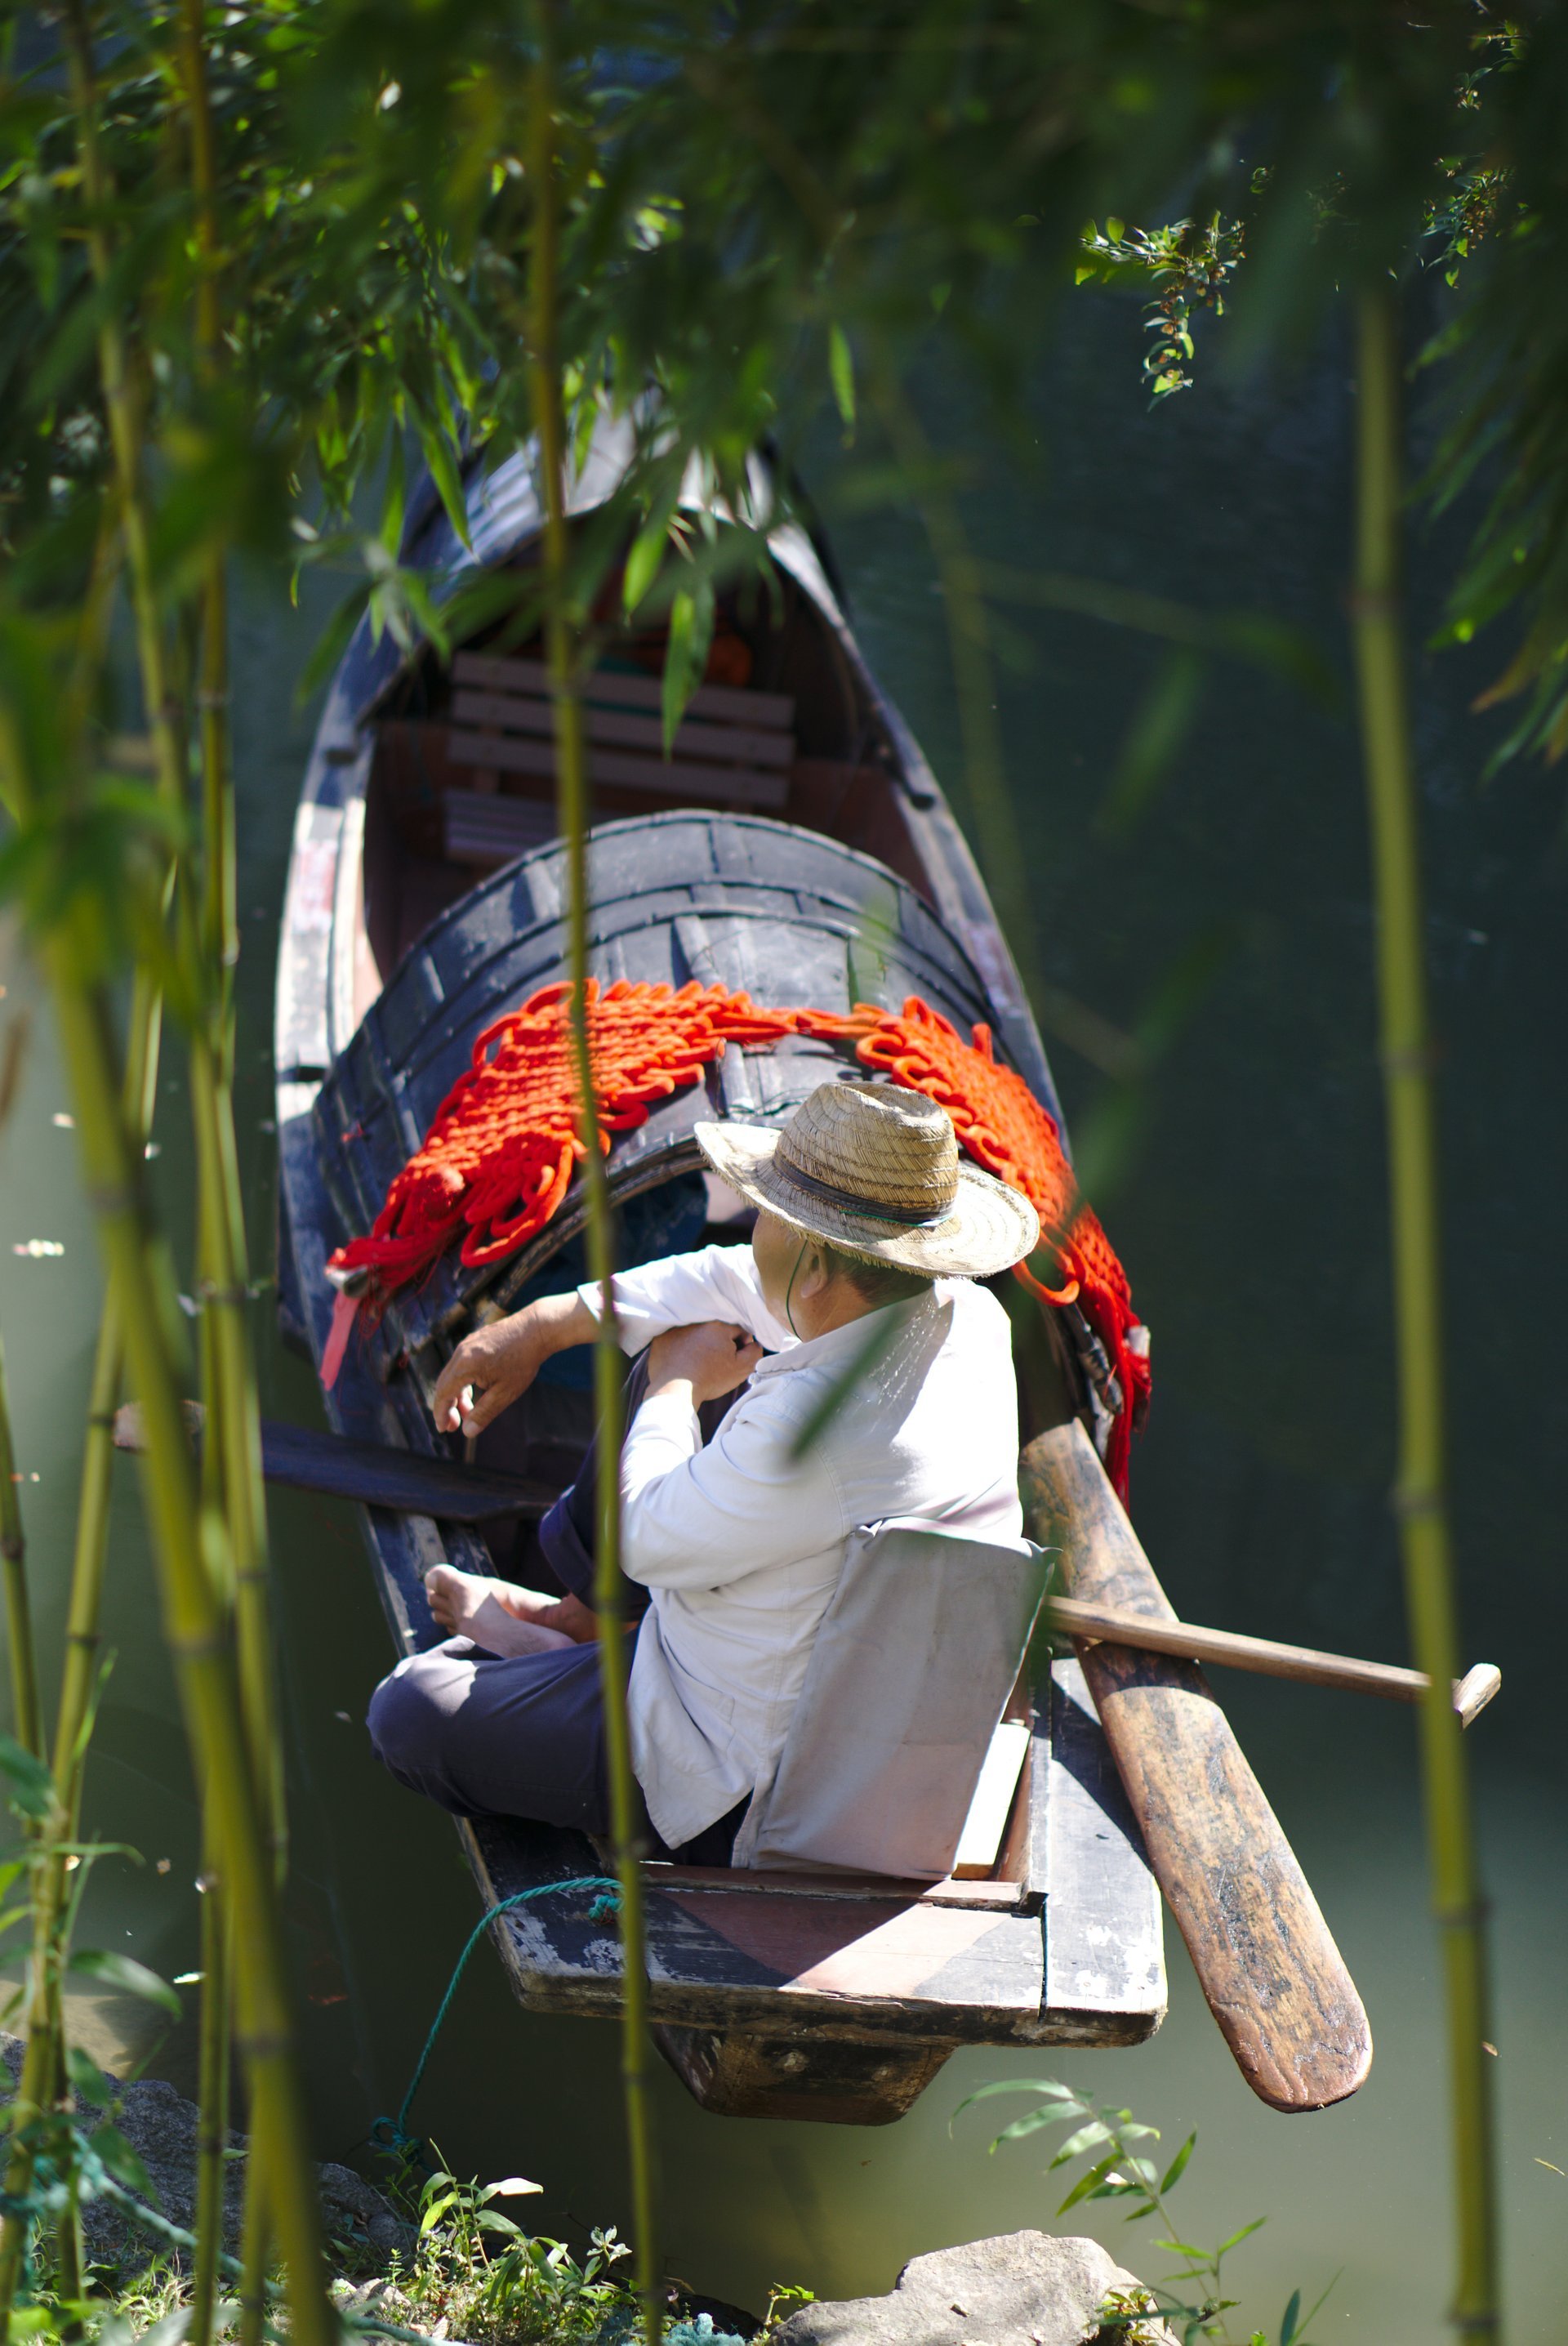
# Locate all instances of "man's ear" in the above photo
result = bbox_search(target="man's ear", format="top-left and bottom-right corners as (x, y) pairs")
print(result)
(796, 1241), (832, 1298)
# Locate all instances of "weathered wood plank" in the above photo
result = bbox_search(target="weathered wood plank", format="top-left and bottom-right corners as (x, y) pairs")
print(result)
(451, 687), (794, 770)
(953, 1720), (1031, 1876)
(650, 2027), (953, 2125)
(1041, 1660), (1166, 2038)
(452, 649), (795, 730)
(1021, 1420), (1372, 2112)
(447, 725), (789, 810)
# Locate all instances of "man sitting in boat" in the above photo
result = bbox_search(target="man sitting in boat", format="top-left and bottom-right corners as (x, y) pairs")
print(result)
(367, 1081), (1039, 1864)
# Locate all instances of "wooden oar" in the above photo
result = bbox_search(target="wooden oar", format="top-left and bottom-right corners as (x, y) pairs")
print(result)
(1021, 1418), (1374, 2114)
(113, 1405), (555, 1523)
(1044, 1594), (1500, 1727)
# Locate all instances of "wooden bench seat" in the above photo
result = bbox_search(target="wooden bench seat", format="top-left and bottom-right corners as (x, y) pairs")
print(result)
(448, 650), (795, 813)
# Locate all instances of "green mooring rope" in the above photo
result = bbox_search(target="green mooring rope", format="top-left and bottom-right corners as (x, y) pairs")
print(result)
(373, 1875), (621, 2161)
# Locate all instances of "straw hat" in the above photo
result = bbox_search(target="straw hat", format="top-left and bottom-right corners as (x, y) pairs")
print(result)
(694, 1081), (1039, 1279)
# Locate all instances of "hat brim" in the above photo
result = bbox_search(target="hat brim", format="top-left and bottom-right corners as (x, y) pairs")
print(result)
(693, 1119), (1040, 1280)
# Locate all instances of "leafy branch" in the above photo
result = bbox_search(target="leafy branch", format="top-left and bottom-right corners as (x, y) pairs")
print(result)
(954, 2079), (1334, 2346)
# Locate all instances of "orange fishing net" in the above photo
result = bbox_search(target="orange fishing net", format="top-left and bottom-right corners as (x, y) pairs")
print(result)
(325, 979), (1149, 1492)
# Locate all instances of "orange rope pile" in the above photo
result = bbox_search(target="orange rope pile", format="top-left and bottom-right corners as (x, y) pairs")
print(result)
(325, 978), (1149, 1491)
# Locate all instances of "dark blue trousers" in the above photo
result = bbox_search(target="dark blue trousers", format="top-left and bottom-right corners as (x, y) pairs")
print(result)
(367, 1357), (744, 1861)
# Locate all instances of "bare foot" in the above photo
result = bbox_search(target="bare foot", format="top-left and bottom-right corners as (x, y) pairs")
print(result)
(425, 1564), (576, 1658)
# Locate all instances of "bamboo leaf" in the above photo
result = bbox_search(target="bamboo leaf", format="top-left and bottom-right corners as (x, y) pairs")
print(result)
(0, 1733), (53, 1820)
(66, 2045), (114, 2107)
(90, 2121), (156, 2201)
(623, 517), (667, 614)
(1160, 2132), (1197, 2193)
(295, 584), (371, 705)
(1047, 2120), (1113, 2166)
(1056, 2149), (1124, 2214)
(953, 2079), (1080, 2116)
(1215, 2218), (1267, 2256)
(412, 408), (470, 551)
(828, 323), (856, 436)
(68, 1948), (181, 2018)
(662, 583), (714, 751)
(380, 424), (408, 555)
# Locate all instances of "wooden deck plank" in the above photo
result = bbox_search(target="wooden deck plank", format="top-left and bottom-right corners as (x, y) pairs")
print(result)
(1042, 1660), (1166, 2032)
(451, 687), (794, 769)
(447, 726), (789, 810)
(452, 649), (795, 730)
(453, 1659), (1164, 2049)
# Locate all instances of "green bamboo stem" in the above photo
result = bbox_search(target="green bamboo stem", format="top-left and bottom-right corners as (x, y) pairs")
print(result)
(40, 964), (333, 2346)
(528, 20), (660, 2344)
(0, 1334), (51, 2327)
(178, 0), (283, 2314)
(189, 1044), (281, 1855)
(180, 0), (235, 1016)
(235, 2140), (270, 2346)
(1352, 287), (1499, 2343)
(0, 1331), (42, 1764)
(61, 0), (188, 836)
(187, 1862), (230, 2346)
(868, 372), (1041, 1014)
(177, 0), (282, 1875)
(16, 975), (167, 2325)
(0, 22), (332, 2273)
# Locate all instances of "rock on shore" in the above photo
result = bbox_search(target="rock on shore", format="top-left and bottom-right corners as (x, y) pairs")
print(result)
(1, 2033), (413, 2277)
(771, 2232), (1174, 2346)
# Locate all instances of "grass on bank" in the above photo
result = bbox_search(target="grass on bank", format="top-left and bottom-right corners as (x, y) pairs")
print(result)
(12, 2156), (808, 2346)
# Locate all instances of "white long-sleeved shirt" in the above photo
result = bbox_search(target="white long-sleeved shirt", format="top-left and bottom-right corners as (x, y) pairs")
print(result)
(577, 1245), (1023, 1850)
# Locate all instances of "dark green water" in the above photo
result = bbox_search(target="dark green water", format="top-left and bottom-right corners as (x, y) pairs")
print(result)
(0, 306), (1562, 2340)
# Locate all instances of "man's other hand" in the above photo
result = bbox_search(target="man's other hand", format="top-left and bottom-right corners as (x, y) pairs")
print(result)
(648, 1321), (763, 1405)
(430, 1291), (596, 1437)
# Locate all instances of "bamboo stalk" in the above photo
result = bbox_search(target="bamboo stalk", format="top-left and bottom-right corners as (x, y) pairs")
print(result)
(41, 14), (330, 2332)
(2, 975), (167, 2329)
(0, 1329), (51, 2326)
(42, 966), (332, 2346)
(1352, 287), (1499, 2342)
(235, 2151), (270, 2346)
(528, 20), (661, 2344)
(0, 1331), (42, 1764)
(188, 1858), (230, 2345)
(867, 373), (1045, 1018)
(180, 0), (283, 2302)
(178, 0), (282, 1874)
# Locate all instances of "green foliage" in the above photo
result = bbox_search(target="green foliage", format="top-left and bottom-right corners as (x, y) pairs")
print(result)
(955, 2079), (1335, 2346)
(1075, 214), (1247, 402)
(354, 2162), (640, 2342)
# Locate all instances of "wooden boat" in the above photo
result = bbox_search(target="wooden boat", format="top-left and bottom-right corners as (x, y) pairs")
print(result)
(273, 420), (1166, 2125)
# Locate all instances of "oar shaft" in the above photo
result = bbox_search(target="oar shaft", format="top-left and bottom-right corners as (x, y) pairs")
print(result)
(1044, 1596), (1500, 1727)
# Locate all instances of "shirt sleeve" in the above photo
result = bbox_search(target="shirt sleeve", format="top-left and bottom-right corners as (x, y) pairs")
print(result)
(617, 1380), (844, 1590)
(577, 1243), (791, 1355)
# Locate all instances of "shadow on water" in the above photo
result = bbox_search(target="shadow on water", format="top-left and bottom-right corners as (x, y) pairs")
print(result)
(0, 299), (1562, 2340)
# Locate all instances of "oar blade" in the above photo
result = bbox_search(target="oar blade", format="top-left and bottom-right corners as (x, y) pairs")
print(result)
(1022, 1419), (1373, 2114)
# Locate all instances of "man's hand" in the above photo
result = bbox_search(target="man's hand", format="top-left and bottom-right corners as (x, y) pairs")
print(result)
(431, 1292), (596, 1436)
(647, 1321), (763, 1407)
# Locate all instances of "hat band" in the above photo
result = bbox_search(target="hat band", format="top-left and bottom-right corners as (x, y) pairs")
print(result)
(772, 1155), (956, 1230)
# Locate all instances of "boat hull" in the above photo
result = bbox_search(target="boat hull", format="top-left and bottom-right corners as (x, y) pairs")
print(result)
(273, 449), (1165, 2124)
